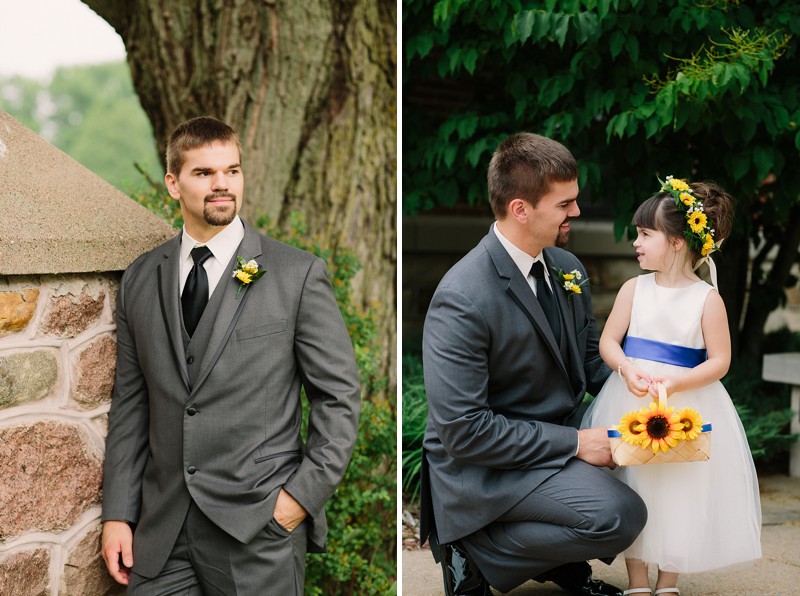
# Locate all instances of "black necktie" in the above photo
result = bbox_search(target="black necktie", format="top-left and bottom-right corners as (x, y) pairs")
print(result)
(182, 246), (213, 337)
(530, 260), (561, 345)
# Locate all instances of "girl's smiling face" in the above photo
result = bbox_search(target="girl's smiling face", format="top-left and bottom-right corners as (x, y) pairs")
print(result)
(633, 226), (673, 271)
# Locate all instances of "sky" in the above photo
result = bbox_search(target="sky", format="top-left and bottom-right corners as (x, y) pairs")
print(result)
(0, 0), (126, 80)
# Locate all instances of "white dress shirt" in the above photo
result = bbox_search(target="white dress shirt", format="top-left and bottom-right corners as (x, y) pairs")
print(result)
(179, 216), (246, 298)
(492, 223), (553, 295)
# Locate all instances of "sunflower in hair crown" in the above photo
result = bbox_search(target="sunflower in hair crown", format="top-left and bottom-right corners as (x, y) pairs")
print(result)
(659, 176), (718, 257)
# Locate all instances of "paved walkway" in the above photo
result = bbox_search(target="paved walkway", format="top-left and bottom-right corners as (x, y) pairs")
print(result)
(402, 475), (800, 595)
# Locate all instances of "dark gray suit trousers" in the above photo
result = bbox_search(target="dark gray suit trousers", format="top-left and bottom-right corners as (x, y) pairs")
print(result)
(461, 459), (647, 592)
(127, 490), (307, 595)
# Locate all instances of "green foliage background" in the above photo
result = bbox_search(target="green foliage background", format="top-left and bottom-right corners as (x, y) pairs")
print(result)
(0, 61), (161, 193)
(404, 0), (800, 362)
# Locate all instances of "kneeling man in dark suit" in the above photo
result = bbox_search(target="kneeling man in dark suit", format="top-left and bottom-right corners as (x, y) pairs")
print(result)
(421, 133), (647, 595)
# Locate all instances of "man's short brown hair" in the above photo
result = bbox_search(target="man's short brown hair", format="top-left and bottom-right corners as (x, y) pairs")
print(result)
(166, 116), (243, 176)
(487, 133), (578, 217)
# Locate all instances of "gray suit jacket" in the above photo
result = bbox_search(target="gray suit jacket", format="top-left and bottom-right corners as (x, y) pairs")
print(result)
(102, 221), (361, 578)
(422, 230), (609, 544)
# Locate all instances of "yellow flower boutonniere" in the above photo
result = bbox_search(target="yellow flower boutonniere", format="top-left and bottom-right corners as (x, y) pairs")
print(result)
(552, 267), (589, 298)
(232, 256), (265, 298)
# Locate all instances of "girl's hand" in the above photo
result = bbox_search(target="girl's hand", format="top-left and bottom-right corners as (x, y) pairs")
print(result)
(620, 360), (652, 398)
(648, 376), (676, 398)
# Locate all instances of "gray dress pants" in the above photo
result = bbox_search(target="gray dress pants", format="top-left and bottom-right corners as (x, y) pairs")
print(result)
(127, 500), (307, 596)
(462, 458), (647, 592)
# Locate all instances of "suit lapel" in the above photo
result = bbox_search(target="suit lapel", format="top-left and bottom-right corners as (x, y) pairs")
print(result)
(191, 223), (263, 396)
(156, 235), (191, 392)
(483, 233), (568, 378)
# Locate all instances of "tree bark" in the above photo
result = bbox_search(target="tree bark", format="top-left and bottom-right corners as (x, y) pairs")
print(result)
(83, 0), (397, 394)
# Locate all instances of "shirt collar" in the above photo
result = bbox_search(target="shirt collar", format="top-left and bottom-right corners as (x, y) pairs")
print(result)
(180, 216), (245, 264)
(492, 223), (548, 279)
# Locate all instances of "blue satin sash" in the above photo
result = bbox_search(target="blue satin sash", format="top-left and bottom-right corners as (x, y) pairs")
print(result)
(623, 336), (707, 368)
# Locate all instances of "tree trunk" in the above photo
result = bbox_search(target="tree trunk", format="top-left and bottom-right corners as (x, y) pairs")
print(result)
(84, 0), (397, 395)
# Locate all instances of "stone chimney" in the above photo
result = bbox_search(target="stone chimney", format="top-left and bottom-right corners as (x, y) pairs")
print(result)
(0, 109), (174, 594)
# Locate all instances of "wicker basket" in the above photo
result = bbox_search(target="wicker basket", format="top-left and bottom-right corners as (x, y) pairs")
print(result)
(608, 384), (711, 466)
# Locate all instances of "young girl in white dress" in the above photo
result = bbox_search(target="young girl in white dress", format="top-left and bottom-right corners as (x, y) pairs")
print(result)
(582, 178), (762, 595)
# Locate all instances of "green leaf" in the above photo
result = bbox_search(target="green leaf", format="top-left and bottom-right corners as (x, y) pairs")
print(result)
(575, 12), (599, 45)
(753, 146), (772, 181)
(456, 113), (478, 140)
(795, 130), (800, 152)
(554, 13), (570, 48)
(731, 63), (751, 92)
(443, 143), (458, 168)
(514, 10), (535, 44)
(730, 152), (750, 181)
(466, 137), (490, 167)
(625, 36), (639, 62)
(609, 30), (625, 59)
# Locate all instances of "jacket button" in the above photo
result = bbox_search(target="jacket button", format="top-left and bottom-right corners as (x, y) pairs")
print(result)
(186, 356), (194, 364)
(187, 407), (197, 416)
(187, 466), (197, 475)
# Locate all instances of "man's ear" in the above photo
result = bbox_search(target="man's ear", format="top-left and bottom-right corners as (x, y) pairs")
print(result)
(508, 198), (529, 223)
(165, 172), (180, 199)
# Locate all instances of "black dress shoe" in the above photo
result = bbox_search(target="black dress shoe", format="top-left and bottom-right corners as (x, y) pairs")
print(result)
(536, 561), (622, 596)
(436, 539), (492, 596)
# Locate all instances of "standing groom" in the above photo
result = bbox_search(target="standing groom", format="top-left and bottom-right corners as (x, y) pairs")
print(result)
(422, 133), (647, 595)
(101, 116), (361, 594)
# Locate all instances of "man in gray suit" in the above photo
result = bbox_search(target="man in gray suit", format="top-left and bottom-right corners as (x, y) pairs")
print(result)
(422, 133), (647, 595)
(100, 116), (361, 594)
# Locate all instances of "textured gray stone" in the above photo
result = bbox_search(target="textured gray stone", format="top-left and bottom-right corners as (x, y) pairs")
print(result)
(0, 350), (58, 408)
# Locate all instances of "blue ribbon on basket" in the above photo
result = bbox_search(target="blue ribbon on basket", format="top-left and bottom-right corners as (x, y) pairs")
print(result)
(608, 423), (712, 438)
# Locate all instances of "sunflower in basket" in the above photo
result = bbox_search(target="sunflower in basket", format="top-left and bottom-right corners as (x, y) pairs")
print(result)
(615, 400), (686, 453)
(676, 407), (704, 441)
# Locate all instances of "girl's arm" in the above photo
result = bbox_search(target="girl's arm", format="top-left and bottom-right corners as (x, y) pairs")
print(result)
(600, 278), (652, 398)
(650, 289), (731, 396)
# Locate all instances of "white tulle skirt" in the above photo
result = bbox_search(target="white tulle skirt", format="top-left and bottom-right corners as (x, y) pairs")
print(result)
(582, 358), (762, 573)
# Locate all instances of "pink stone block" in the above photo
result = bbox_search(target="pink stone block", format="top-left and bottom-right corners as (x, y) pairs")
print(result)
(0, 422), (102, 539)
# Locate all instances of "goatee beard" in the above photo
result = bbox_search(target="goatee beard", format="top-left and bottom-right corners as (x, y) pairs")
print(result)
(555, 226), (570, 248)
(203, 192), (237, 226)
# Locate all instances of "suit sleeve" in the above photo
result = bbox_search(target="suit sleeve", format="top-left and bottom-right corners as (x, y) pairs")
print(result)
(101, 267), (151, 524)
(283, 257), (361, 518)
(423, 287), (578, 470)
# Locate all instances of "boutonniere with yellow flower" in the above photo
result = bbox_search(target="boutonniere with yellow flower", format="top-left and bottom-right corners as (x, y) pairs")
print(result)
(552, 267), (589, 298)
(231, 256), (265, 298)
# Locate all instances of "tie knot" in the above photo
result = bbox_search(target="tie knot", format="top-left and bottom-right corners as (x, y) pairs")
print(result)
(529, 260), (545, 280)
(191, 245), (213, 265)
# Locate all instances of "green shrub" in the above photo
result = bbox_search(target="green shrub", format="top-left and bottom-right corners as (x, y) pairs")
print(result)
(131, 183), (183, 229)
(256, 213), (396, 595)
(402, 353), (428, 501)
(724, 327), (800, 464)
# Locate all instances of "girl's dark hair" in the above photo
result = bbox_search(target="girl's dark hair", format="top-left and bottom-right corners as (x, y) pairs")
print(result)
(632, 181), (734, 261)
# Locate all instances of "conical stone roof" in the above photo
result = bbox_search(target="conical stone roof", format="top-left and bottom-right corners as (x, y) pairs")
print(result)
(0, 109), (174, 274)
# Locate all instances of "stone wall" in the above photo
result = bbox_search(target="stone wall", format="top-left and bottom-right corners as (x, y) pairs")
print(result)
(0, 273), (124, 596)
